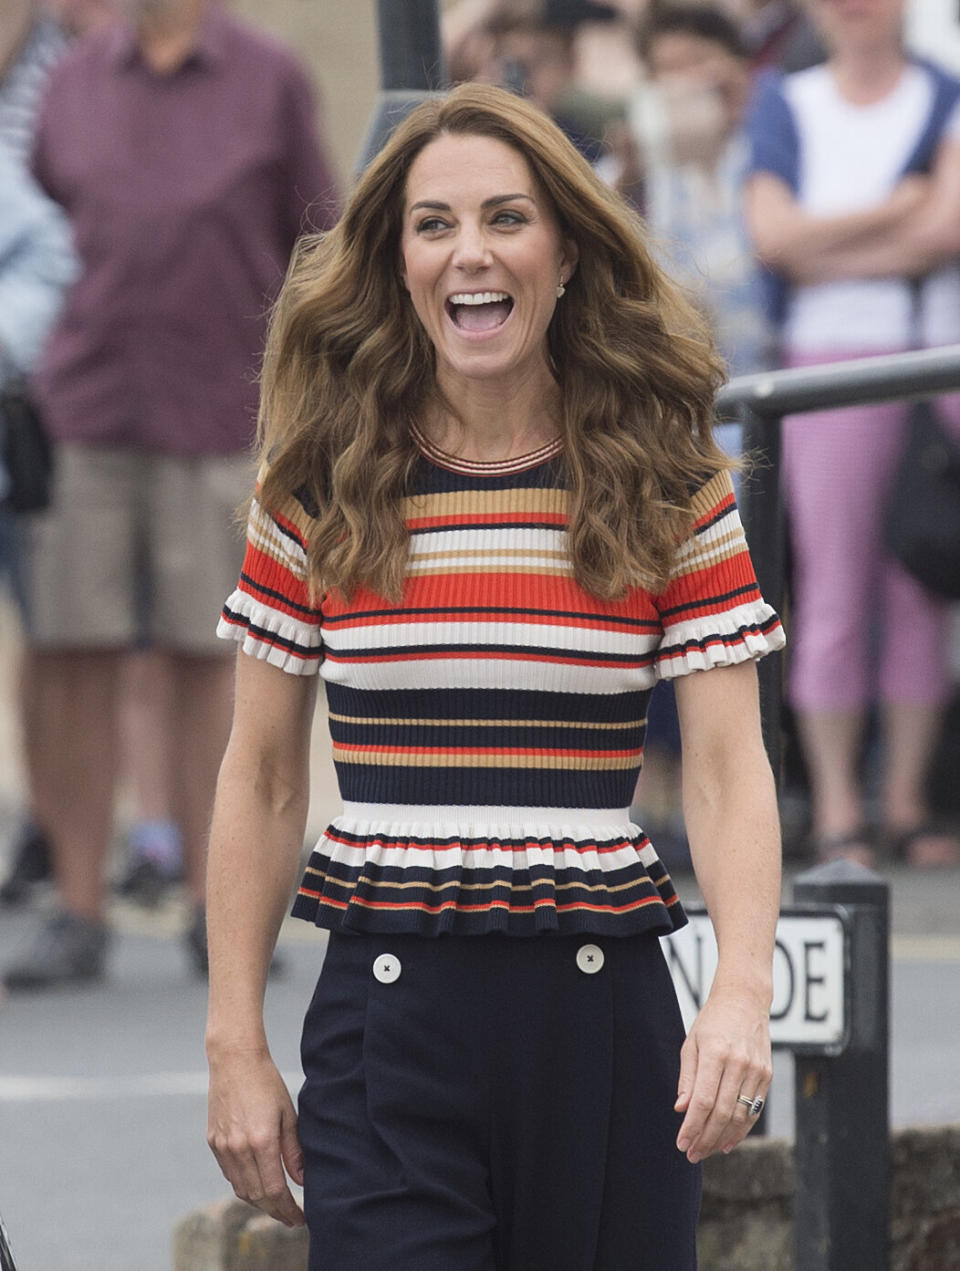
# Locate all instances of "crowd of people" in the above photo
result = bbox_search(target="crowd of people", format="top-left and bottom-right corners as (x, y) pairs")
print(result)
(446, 0), (960, 872)
(1, 0), (957, 994)
(0, 0), (340, 987)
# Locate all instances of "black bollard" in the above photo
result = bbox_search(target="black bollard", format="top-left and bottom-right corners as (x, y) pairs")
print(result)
(738, 401), (785, 784)
(357, 0), (446, 171)
(793, 859), (890, 1271)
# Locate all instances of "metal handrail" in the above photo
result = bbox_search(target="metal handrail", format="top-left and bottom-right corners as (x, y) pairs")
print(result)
(718, 343), (960, 417)
(722, 342), (960, 786)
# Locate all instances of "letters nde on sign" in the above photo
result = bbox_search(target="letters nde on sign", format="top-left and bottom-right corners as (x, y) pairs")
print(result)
(664, 907), (849, 1053)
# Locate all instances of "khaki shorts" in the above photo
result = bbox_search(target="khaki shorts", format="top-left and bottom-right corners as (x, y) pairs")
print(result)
(26, 443), (255, 654)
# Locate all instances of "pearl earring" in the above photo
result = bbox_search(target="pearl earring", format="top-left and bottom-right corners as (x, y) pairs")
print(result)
(556, 278), (566, 299)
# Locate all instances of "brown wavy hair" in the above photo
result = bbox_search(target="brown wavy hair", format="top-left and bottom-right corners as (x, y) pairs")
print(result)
(258, 82), (729, 602)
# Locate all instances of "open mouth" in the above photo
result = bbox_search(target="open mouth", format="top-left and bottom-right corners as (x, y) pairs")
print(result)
(446, 291), (514, 333)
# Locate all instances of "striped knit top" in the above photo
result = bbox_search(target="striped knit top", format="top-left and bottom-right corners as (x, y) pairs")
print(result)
(218, 430), (785, 938)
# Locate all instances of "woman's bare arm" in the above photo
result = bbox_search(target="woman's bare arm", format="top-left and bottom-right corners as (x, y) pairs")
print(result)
(205, 652), (317, 1227)
(672, 660), (781, 1163)
(744, 171), (930, 284)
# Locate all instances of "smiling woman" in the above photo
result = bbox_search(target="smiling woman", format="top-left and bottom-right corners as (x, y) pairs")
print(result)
(256, 83), (730, 604)
(205, 82), (785, 1271)
(399, 132), (577, 436)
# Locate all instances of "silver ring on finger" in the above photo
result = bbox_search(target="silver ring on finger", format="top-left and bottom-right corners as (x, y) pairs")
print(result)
(737, 1094), (765, 1117)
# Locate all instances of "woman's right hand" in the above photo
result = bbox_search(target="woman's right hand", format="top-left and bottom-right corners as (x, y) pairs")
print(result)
(207, 1048), (305, 1228)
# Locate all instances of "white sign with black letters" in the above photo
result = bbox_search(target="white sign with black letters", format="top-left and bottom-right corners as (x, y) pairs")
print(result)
(664, 907), (849, 1053)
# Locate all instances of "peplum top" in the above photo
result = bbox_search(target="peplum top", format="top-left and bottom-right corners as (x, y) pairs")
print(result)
(218, 429), (785, 939)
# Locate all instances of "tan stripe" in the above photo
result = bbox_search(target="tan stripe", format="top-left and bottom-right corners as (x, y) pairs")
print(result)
(248, 530), (307, 577)
(402, 487), (569, 519)
(331, 748), (641, 770)
(328, 713), (647, 730)
(688, 469), (734, 520)
(253, 490), (317, 540)
(679, 526), (743, 560)
(305, 871), (653, 897)
(670, 539), (746, 580)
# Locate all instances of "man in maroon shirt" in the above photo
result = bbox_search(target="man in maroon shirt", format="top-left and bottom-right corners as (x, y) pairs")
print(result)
(4, 0), (339, 988)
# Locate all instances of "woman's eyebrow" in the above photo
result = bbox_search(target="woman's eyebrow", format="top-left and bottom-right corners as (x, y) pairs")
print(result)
(407, 193), (536, 214)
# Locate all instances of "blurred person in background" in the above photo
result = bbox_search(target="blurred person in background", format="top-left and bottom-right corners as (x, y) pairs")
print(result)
(42, 0), (117, 37)
(731, 0), (824, 72)
(0, 143), (76, 537)
(0, 0), (186, 913)
(444, 0), (621, 163)
(2, 0), (340, 990)
(631, 4), (772, 378)
(613, 3), (774, 870)
(0, 1), (66, 166)
(0, 0), (70, 907)
(746, 0), (960, 868)
(66, 0), (189, 911)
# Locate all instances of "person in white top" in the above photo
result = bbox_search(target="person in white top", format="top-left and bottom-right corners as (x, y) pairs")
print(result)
(745, 0), (960, 868)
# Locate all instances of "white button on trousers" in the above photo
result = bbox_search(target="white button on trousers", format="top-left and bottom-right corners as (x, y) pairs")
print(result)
(576, 944), (604, 974)
(372, 953), (401, 984)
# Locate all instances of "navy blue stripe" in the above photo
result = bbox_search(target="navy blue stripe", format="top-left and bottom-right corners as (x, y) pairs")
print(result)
(332, 762), (640, 809)
(659, 581), (758, 619)
(657, 614), (781, 660)
(324, 684), (652, 724)
(238, 572), (318, 618)
(693, 501), (737, 536)
(221, 606), (320, 659)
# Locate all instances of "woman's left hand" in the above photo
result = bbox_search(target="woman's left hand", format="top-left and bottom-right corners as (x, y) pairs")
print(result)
(674, 985), (772, 1164)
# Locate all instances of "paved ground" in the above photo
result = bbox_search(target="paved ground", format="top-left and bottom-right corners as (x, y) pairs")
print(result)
(0, 602), (957, 1270)
(1, 863), (956, 1271)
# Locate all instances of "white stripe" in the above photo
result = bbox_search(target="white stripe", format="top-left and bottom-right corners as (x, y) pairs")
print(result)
(341, 802), (634, 829)
(322, 619), (658, 657)
(221, 589), (321, 650)
(678, 505), (741, 554)
(409, 527), (567, 553)
(321, 655), (658, 693)
(249, 500), (309, 575)
(315, 835), (652, 872)
(661, 599), (780, 646)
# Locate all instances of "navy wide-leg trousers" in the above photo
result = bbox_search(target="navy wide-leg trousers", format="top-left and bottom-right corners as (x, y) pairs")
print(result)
(299, 931), (700, 1271)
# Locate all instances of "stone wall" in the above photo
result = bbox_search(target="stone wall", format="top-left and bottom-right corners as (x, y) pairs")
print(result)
(174, 1124), (960, 1270)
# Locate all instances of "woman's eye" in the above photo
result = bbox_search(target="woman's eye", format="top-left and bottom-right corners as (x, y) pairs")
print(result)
(492, 210), (525, 226)
(416, 217), (449, 233)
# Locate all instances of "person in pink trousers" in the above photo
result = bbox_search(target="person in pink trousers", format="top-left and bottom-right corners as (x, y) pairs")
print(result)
(746, 0), (960, 867)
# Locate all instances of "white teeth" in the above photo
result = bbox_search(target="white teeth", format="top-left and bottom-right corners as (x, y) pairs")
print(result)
(449, 291), (510, 305)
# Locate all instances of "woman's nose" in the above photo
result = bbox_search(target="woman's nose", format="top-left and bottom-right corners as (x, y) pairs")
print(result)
(452, 223), (491, 270)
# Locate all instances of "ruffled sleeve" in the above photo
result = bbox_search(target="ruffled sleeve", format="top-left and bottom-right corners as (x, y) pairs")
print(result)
(653, 470), (785, 680)
(217, 474), (323, 675)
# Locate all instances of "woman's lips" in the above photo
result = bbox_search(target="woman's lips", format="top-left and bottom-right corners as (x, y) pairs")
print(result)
(446, 291), (515, 333)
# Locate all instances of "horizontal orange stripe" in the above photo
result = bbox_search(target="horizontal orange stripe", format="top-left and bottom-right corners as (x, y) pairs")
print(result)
(333, 743), (641, 758)
(330, 748), (641, 769)
(323, 649), (651, 668)
(296, 889), (668, 916)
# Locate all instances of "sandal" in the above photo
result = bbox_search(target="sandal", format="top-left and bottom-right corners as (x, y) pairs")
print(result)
(888, 825), (960, 869)
(814, 829), (876, 869)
